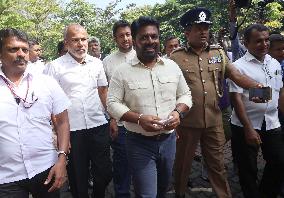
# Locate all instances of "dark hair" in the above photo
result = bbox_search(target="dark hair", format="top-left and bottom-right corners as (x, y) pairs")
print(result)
(113, 20), (131, 36)
(163, 35), (179, 47)
(269, 34), (284, 48)
(243, 24), (269, 43)
(28, 38), (39, 48)
(0, 28), (28, 51)
(131, 16), (160, 39)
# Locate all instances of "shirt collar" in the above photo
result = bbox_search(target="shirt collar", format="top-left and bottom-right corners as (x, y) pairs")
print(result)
(244, 51), (272, 65)
(0, 64), (33, 83)
(63, 52), (93, 64)
(186, 42), (210, 53)
(130, 54), (165, 67)
(117, 48), (135, 56)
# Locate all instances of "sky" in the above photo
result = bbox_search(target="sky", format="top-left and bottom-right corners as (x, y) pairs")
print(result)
(89, 0), (166, 9)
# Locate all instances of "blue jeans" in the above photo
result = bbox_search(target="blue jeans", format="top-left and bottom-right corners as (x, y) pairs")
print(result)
(111, 126), (131, 198)
(126, 131), (176, 198)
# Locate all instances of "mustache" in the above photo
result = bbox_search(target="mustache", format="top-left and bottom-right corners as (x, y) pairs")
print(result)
(142, 44), (158, 50)
(14, 57), (28, 64)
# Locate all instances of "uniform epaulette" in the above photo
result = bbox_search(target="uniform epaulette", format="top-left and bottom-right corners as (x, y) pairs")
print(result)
(209, 44), (223, 50)
(171, 46), (187, 54)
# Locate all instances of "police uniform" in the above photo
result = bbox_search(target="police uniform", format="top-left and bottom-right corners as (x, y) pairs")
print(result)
(171, 8), (232, 198)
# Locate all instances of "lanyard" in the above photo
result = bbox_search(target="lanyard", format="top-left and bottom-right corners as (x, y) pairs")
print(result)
(0, 74), (30, 104)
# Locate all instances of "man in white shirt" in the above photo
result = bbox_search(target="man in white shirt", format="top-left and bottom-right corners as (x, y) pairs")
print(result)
(229, 24), (284, 198)
(0, 28), (70, 197)
(27, 39), (46, 74)
(45, 24), (112, 198)
(107, 16), (192, 198)
(103, 20), (135, 198)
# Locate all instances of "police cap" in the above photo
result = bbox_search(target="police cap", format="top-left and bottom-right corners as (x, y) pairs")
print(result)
(180, 7), (212, 28)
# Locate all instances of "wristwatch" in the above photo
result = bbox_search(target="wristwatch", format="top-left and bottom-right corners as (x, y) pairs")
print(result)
(173, 108), (184, 119)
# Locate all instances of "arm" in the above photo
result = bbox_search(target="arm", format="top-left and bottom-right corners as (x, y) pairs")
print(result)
(45, 110), (70, 192)
(98, 86), (108, 111)
(230, 92), (261, 145)
(229, 0), (246, 61)
(226, 63), (260, 89)
(107, 70), (164, 132)
(279, 88), (284, 114)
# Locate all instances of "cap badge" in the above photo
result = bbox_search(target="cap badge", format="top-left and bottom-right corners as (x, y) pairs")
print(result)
(199, 11), (206, 22)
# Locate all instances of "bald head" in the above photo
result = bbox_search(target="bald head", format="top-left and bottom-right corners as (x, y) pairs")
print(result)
(64, 24), (88, 63)
(64, 24), (87, 40)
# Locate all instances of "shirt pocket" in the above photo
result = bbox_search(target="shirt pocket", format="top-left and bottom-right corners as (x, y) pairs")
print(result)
(183, 67), (197, 84)
(26, 98), (51, 122)
(208, 65), (222, 81)
(272, 72), (283, 92)
(157, 76), (178, 102)
(126, 81), (149, 101)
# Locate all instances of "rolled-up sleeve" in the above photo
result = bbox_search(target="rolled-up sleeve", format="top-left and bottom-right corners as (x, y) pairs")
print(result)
(107, 70), (130, 120)
(176, 68), (192, 108)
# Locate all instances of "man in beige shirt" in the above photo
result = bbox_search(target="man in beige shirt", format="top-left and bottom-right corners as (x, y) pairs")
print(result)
(103, 20), (135, 198)
(107, 16), (192, 197)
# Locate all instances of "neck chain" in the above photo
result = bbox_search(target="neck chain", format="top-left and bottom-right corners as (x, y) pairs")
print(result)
(0, 74), (30, 104)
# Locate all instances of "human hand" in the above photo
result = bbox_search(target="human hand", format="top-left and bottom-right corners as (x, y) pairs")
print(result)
(44, 157), (67, 192)
(244, 127), (262, 145)
(162, 111), (180, 131)
(139, 115), (164, 132)
(109, 119), (119, 140)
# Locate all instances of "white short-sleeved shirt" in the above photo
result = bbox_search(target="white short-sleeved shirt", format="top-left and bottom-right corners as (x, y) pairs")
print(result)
(0, 69), (71, 184)
(229, 52), (283, 130)
(45, 53), (108, 131)
(103, 49), (136, 82)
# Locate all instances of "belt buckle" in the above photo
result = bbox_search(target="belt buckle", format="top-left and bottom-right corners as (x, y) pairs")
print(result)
(156, 134), (162, 140)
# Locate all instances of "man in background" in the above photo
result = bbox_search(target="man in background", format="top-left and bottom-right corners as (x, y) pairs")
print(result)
(103, 19), (135, 198)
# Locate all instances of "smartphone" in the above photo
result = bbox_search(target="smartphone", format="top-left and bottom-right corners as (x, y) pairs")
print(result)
(249, 87), (272, 102)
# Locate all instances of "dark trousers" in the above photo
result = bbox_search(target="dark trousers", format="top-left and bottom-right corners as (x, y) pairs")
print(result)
(111, 126), (131, 198)
(231, 124), (284, 198)
(67, 124), (112, 198)
(0, 167), (59, 198)
(126, 131), (176, 198)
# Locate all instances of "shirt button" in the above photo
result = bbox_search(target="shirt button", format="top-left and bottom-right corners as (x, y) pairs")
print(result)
(204, 91), (207, 95)
(202, 80), (205, 83)
(200, 68), (203, 72)
(199, 58), (202, 61)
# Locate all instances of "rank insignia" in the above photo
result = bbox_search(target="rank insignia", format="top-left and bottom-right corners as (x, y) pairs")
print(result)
(208, 55), (222, 64)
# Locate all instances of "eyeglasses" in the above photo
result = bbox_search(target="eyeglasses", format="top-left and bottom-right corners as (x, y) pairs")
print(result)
(0, 74), (38, 109)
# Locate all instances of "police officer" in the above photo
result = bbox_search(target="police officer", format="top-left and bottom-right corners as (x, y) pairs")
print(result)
(171, 8), (262, 198)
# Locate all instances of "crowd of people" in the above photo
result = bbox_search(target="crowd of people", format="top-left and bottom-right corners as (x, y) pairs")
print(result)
(0, 0), (284, 198)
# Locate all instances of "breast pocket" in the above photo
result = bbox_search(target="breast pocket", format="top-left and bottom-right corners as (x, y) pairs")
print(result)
(208, 65), (222, 81)
(183, 67), (197, 84)
(157, 76), (178, 102)
(26, 98), (51, 122)
(127, 81), (148, 99)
